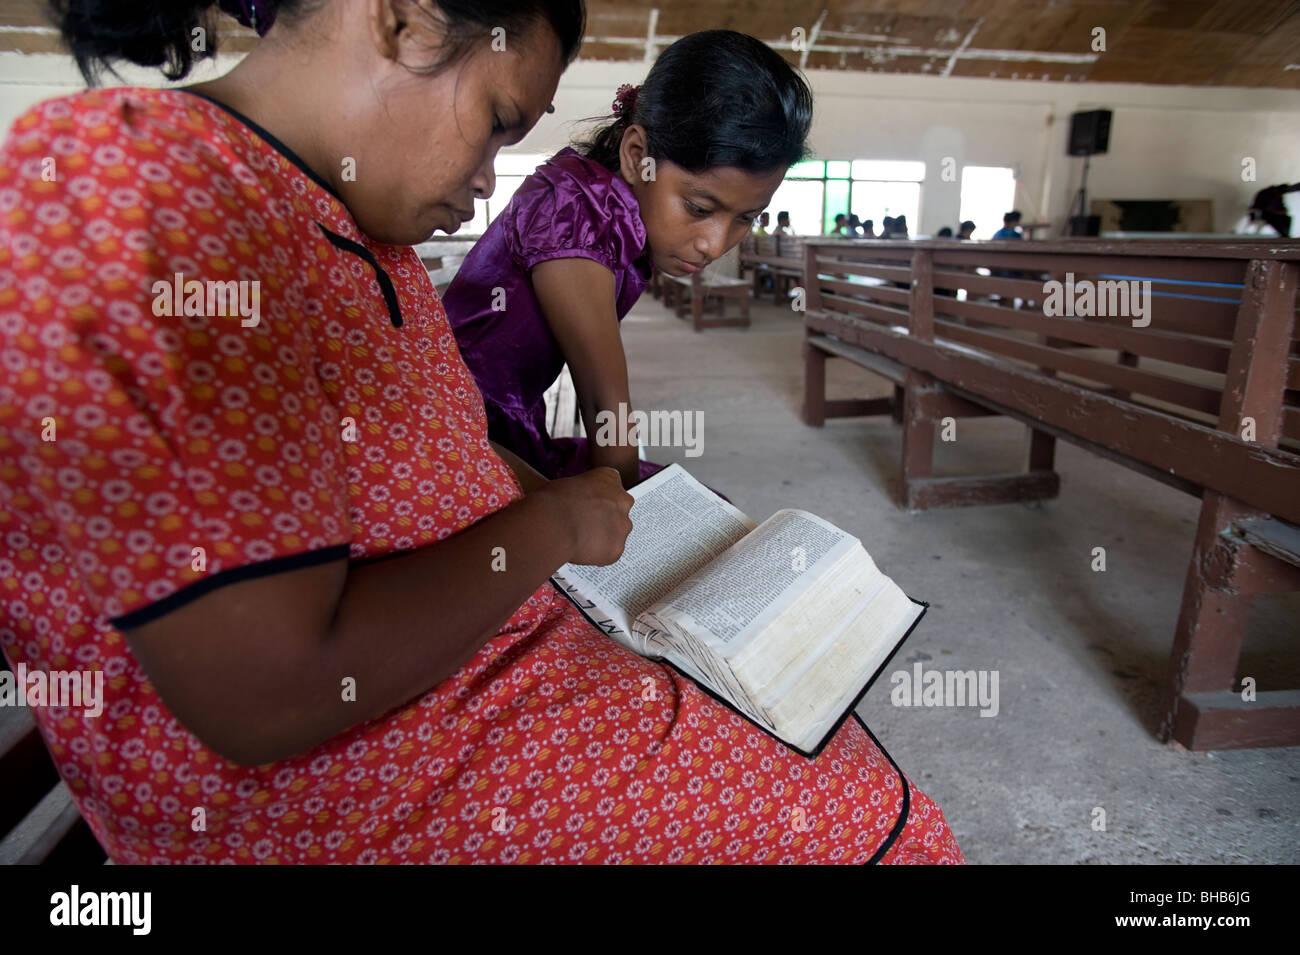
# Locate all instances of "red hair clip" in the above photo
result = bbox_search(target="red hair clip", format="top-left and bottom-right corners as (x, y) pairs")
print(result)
(612, 84), (639, 119)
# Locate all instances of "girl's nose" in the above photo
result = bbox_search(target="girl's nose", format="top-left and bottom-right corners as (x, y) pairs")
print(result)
(694, 222), (727, 261)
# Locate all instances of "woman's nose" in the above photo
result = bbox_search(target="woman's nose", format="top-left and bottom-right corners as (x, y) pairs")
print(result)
(470, 160), (496, 201)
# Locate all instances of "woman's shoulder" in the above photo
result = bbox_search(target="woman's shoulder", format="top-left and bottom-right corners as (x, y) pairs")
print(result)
(501, 148), (646, 270)
(7, 87), (216, 151)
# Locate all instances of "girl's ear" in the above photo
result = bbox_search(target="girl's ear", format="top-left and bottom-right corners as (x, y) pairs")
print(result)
(617, 125), (648, 187)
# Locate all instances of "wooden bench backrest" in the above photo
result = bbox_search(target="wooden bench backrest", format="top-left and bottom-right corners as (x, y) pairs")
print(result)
(776, 234), (805, 262)
(803, 238), (1300, 523)
(804, 239), (1300, 447)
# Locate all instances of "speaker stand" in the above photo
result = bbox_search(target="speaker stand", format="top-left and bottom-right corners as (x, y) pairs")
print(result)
(1066, 153), (1092, 236)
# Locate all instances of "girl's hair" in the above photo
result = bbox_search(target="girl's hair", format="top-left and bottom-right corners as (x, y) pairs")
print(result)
(578, 30), (813, 176)
(49, 0), (585, 85)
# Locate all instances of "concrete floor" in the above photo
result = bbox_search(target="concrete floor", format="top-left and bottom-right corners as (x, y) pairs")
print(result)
(619, 292), (1300, 864)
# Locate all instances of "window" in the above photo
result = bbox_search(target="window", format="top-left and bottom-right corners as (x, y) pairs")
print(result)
(959, 166), (1017, 240)
(767, 159), (926, 235)
(460, 152), (550, 235)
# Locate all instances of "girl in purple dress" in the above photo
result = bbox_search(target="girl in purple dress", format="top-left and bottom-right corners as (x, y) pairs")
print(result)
(443, 30), (813, 487)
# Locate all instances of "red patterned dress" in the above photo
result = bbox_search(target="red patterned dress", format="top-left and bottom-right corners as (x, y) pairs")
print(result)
(0, 88), (964, 864)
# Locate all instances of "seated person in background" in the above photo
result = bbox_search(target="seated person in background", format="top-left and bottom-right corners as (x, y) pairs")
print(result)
(936, 226), (954, 238)
(773, 209), (793, 235)
(1246, 183), (1299, 237)
(753, 210), (771, 234)
(862, 218), (877, 238)
(958, 219), (976, 239)
(992, 210), (1023, 239)
(828, 212), (849, 236)
(847, 213), (863, 237)
(892, 214), (910, 238)
(880, 215), (895, 237)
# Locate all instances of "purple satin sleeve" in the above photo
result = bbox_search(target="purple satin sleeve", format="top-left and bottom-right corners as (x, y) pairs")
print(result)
(502, 148), (647, 275)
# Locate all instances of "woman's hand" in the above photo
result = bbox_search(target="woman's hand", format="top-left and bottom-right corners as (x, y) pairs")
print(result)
(533, 466), (634, 566)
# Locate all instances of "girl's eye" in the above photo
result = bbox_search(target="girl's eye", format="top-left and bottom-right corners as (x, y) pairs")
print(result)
(685, 201), (711, 217)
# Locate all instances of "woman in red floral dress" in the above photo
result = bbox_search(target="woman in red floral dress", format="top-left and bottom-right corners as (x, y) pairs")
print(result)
(0, 0), (964, 863)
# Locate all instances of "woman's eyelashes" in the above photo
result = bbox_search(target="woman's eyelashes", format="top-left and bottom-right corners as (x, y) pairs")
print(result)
(684, 199), (757, 225)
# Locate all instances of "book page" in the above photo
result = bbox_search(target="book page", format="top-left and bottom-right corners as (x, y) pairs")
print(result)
(553, 464), (755, 654)
(643, 509), (859, 654)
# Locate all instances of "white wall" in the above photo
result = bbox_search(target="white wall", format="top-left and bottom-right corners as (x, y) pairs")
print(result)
(4, 50), (1298, 236)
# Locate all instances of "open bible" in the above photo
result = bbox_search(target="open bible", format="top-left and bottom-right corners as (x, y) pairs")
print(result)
(552, 464), (925, 757)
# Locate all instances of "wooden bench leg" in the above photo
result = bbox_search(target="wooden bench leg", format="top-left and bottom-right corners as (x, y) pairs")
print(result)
(802, 340), (827, 426)
(901, 377), (1060, 510)
(900, 369), (935, 509)
(1027, 428), (1056, 473)
(1159, 492), (1300, 749)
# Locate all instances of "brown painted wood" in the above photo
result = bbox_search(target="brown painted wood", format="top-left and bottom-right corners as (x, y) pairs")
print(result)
(825, 398), (895, 418)
(802, 241), (823, 317)
(910, 250), (934, 340)
(820, 277), (911, 307)
(906, 472), (1060, 510)
(1217, 260), (1299, 444)
(936, 380), (1208, 498)
(1168, 690), (1300, 751)
(932, 296), (1235, 369)
(820, 293), (911, 328)
(810, 238), (1300, 261)
(918, 390), (1000, 419)
(806, 334), (907, 384)
(804, 312), (1300, 524)
(900, 368), (935, 508)
(801, 338), (826, 427)
(932, 319), (1224, 416)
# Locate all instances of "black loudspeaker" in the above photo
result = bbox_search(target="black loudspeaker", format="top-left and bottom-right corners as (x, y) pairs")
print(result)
(1068, 109), (1112, 156)
(1069, 215), (1101, 236)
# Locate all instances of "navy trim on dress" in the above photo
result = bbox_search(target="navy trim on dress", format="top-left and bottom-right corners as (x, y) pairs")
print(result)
(179, 88), (343, 202)
(109, 544), (352, 630)
(855, 714), (912, 865)
(317, 224), (404, 328)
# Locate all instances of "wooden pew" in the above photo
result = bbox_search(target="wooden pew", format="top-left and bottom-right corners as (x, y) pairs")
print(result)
(800, 236), (1300, 751)
(661, 271), (751, 331)
(739, 234), (805, 304)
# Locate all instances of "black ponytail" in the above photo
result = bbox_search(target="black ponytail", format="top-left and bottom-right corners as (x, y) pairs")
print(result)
(48, 0), (585, 86)
(577, 30), (814, 176)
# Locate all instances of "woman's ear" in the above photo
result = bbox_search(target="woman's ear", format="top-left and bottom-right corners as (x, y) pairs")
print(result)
(618, 125), (648, 187)
(368, 0), (446, 69)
